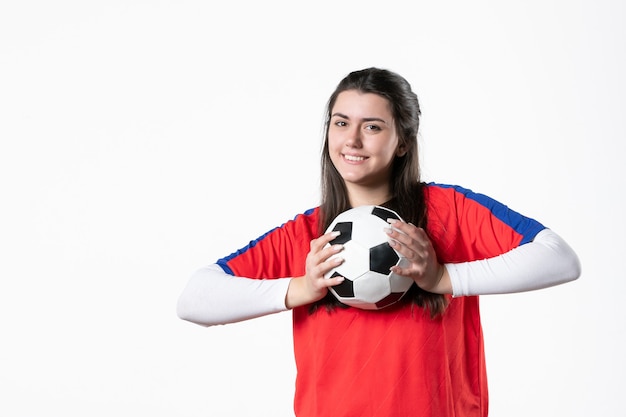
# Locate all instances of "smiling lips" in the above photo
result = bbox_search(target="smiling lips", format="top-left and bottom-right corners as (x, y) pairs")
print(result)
(343, 154), (367, 162)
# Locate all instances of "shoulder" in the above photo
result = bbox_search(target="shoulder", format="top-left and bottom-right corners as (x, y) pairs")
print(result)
(255, 206), (321, 243)
(424, 182), (545, 248)
(424, 182), (484, 202)
(423, 182), (473, 217)
(284, 206), (321, 232)
(217, 206), (321, 277)
(424, 182), (508, 216)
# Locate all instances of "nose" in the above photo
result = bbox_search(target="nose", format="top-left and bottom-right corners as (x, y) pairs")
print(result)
(345, 126), (362, 148)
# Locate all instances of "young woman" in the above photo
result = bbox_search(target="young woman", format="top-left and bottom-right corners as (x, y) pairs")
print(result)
(177, 68), (581, 417)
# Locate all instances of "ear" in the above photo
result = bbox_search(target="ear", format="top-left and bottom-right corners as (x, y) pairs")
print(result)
(396, 144), (407, 157)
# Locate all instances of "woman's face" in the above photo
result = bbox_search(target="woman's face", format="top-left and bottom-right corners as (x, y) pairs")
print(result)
(328, 90), (404, 195)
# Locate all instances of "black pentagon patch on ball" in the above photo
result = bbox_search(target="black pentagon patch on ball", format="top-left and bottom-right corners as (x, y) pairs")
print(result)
(330, 222), (353, 245)
(330, 272), (355, 297)
(375, 292), (405, 309)
(369, 242), (399, 274)
(372, 206), (400, 222)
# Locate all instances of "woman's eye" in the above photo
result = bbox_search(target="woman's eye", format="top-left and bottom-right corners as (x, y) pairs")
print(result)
(334, 120), (347, 127)
(365, 124), (381, 131)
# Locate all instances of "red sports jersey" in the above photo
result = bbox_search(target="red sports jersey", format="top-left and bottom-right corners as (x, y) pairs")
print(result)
(217, 183), (545, 417)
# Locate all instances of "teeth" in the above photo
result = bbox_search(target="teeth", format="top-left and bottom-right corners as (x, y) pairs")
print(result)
(344, 155), (365, 162)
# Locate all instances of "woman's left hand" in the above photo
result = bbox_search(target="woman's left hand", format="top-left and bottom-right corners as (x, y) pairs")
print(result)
(385, 219), (452, 294)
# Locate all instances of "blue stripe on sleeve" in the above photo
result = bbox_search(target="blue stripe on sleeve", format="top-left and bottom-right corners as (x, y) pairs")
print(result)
(429, 183), (545, 245)
(215, 207), (317, 275)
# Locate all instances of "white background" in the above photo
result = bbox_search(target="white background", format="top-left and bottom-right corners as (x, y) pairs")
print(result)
(1, 1), (624, 416)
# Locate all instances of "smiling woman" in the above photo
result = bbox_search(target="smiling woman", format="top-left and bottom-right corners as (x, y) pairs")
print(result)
(328, 90), (404, 207)
(176, 67), (581, 417)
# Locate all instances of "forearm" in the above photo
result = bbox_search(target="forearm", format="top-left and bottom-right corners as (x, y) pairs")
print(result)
(176, 264), (291, 326)
(447, 228), (581, 296)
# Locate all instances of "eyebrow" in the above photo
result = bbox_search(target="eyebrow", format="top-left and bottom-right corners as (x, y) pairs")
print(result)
(331, 112), (389, 124)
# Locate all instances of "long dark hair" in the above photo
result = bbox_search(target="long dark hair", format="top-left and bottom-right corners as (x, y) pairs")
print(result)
(313, 67), (448, 317)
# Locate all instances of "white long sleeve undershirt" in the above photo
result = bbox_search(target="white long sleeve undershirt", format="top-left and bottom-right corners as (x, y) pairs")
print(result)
(447, 228), (581, 296)
(176, 228), (580, 327)
(176, 264), (292, 326)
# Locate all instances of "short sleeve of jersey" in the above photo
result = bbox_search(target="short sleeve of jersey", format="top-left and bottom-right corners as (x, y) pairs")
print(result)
(425, 183), (545, 263)
(216, 208), (320, 279)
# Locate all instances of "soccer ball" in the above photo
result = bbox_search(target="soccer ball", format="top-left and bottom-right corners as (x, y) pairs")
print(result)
(324, 205), (415, 310)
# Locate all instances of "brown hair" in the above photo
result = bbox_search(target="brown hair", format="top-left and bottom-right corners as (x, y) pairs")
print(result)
(313, 68), (447, 317)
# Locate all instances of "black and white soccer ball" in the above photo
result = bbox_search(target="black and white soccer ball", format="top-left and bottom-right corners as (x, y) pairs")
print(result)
(324, 205), (415, 310)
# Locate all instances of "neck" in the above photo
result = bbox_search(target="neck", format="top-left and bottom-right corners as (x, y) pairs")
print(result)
(347, 183), (392, 207)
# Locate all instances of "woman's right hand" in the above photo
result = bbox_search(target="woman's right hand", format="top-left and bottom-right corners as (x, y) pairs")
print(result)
(285, 231), (345, 309)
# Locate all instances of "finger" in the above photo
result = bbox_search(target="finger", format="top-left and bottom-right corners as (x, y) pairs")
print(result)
(387, 237), (412, 259)
(308, 245), (344, 277)
(311, 230), (342, 252)
(386, 226), (431, 258)
(389, 264), (411, 277)
(390, 261), (427, 281)
(385, 227), (413, 248)
(320, 245), (345, 266)
(386, 218), (426, 240)
(389, 234), (432, 270)
(311, 272), (345, 290)
(385, 223), (419, 248)
(325, 272), (346, 287)
(320, 252), (346, 286)
(386, 230), (421, 261)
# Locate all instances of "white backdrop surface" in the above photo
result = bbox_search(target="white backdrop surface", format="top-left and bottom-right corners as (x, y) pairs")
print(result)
(1, 1), (624, 416)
